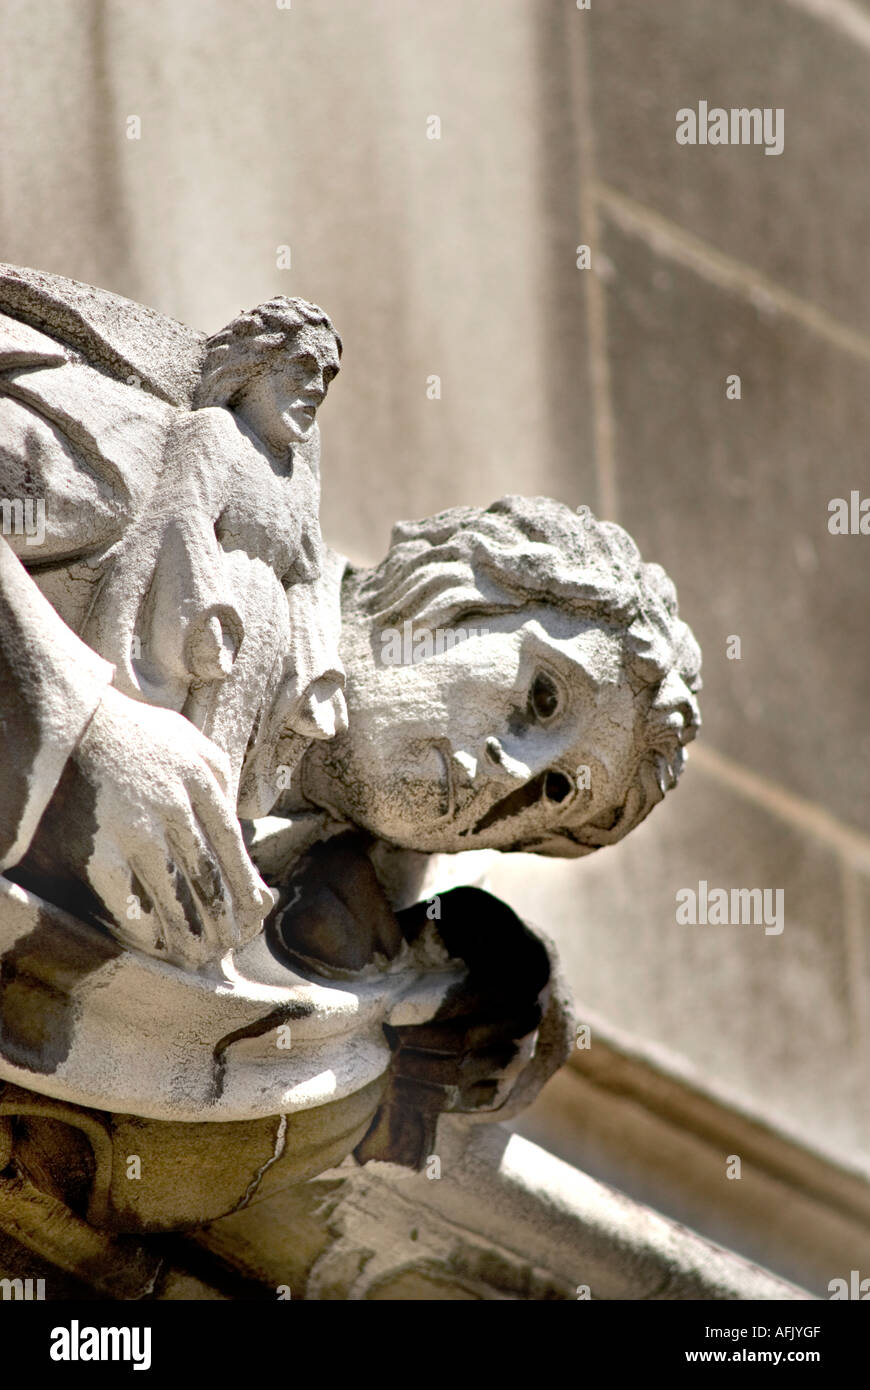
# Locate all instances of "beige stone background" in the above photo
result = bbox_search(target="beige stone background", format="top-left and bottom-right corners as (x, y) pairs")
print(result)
(1, 0), (868, 1212)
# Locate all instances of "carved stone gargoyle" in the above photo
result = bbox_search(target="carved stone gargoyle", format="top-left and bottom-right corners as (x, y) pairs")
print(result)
(0, 266), (701, 1240)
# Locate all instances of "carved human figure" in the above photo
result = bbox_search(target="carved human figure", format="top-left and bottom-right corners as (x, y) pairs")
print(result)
(0, 268), (344, 968)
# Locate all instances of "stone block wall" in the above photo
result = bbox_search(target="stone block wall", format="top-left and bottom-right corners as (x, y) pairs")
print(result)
(492, 0), (870, 1170)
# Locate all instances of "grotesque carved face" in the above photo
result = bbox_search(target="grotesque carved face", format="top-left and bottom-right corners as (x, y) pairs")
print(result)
(300, 605), (640, 855)
(234, 325), (340, 453)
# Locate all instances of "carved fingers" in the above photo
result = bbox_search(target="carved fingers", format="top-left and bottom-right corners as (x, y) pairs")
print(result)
(72, 686), (273, 968)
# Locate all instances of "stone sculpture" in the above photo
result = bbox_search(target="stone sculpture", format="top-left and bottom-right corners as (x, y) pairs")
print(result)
(0, 266), (701, 1238)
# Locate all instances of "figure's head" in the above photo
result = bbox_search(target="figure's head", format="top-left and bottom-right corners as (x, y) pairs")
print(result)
(194, 296), (342, 451)
(300, 497), (701, 856)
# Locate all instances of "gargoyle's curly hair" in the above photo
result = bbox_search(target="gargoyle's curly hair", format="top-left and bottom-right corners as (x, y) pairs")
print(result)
(349, 496), (701, 857)
(193, 296), (342, 410)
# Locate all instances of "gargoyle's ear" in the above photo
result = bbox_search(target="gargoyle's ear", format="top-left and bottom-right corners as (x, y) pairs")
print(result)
(288, 679), (348, 742)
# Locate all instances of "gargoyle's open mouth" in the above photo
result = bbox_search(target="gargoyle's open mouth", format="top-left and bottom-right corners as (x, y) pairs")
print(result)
(466, 769), (575, 836)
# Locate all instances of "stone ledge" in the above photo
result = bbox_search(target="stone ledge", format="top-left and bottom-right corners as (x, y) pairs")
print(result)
(512, 1010), (870, 1295)
(192, 1117), (811, 1300)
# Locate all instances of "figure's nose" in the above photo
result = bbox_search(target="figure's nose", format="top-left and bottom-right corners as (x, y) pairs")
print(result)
(305, 367), (326, 399)
(477, 735), (581, 823)
(481, 736), (579, 808)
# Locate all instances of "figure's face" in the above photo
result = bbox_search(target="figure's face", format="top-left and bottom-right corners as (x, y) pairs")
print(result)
(302, 606), (640, 854)
(235, 325), (340, 452)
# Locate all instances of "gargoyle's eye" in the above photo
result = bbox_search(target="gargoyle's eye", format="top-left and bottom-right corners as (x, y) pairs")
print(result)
(529, 670), (560, 721)
(543, 770), (573, 804)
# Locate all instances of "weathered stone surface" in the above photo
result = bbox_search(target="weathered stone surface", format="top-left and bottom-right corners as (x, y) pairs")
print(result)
(196, 1117), (810, 1300)
(599, 215), (870, 836)
(510, 1044), (870, 1300)
(297, 497), (701, 857)
(490, 765), (866, 1162)
(587, 0), (870, 335)
(0, 267), (704, 1230)
(0, 0), (865, 1301)
(0, 0), (598, 567)
(0, 1077), (388, 1233)
(0, 266), (347, 972)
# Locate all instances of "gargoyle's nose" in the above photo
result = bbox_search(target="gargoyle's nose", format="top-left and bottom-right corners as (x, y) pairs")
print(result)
(484, 736), (532, 782)
(289, 678), (348, 740)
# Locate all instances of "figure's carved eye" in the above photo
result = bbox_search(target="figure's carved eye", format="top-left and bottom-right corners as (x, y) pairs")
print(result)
(529, 670), (560, 721)
(543, 770), (573, 804)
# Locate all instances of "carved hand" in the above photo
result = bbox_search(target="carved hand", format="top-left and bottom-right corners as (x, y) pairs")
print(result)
(17, 685), (273, 969)
(355, 886), (552, 1168)
(268, 837), (556, 1170)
